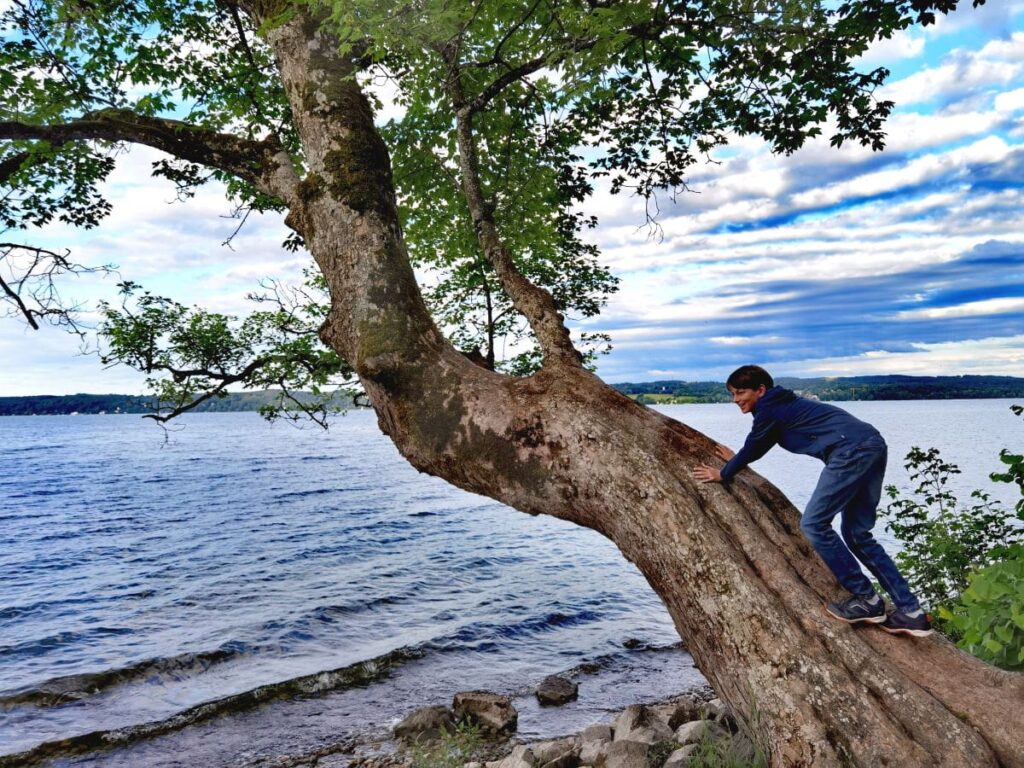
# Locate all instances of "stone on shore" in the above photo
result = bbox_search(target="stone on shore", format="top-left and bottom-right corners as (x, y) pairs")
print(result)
(612, 704), (674, 744)
(393, 704), (454, 743)
(580, 725), (612, 744)
(701, 698), (728, 721)
(453, 691), (519, 736)
(665, 696), (707, 730)
(536, 675), (579, 706)
(662, 744), (699, 768)
(601, 740), (649, 768)
(531, 737), (580, 768)
(488, 744), (535, 768)
(673, 718), (727, 746)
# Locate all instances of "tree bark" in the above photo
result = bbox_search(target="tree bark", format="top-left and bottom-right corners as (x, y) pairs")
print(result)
(259, 9), (1024, 767)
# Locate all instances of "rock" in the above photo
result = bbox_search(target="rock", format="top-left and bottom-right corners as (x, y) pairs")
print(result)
(542, 753), (578, 768)
(665, 696), (705, 730)
(466, 763), (484, 768)
(579, 737), (609, 766)
(673, 719), (727, 746)
(648, 703), (677, 727)
(536, 741), (579, 768)
(494, 745), (535, 768)
(600, 741), (649, 768)
(662, 744), (699, 768)
(701, 698), (728, 721)
(581, 725), (612, 744)
(612, 705), (674, 744)
(453, 691), (518, 736)
(579, 726), (611, 766)
(537, 675), (579, 706)
(393, 704), (454, 743)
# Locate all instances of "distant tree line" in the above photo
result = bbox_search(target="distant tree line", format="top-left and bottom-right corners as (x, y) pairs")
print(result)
(616, 375), (1024, 405)
(5, 375), (1023, 415)
(0, 390), (356, 416)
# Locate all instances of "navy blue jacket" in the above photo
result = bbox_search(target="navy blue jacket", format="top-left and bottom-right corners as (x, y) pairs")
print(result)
(720, 387), (881, 482)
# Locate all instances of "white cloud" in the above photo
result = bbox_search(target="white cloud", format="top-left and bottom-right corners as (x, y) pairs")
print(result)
(858, 30), (926, 68)
(895, 297), (1024, 320)
(790, 136), (1011, 209)
(793, 336), (1024, 377)
(879, 32), (1024, 107)
(995, 86), (1024, 111)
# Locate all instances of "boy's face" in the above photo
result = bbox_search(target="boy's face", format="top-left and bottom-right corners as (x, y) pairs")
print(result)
(728, 384), (767, 414)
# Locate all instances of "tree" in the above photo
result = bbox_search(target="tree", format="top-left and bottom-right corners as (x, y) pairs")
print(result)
(2, 1), (1022, 766)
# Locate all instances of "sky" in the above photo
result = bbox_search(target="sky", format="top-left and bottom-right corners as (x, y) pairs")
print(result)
(1, 2), (1023, 396)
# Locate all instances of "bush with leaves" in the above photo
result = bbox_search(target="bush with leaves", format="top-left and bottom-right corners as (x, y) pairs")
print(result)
(883, 449), (1021, 620)
(407, 722), (484, 768)
(932, 405), (1024, 668)
(883, 404), (1023, 643)
(939, 544), (1024, 669)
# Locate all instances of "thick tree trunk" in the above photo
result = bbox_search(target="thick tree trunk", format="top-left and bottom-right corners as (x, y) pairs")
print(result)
(261, 10), (1024, 767)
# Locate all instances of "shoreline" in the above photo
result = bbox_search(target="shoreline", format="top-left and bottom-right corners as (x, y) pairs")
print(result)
(265, 684), (727, 768)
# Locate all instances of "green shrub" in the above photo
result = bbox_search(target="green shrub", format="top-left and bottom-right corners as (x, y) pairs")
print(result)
(408, 722), (483, 768)
(882, 404), (1023, 652)
(882, 446), (1021, 634)
(685, 728), (767, 768)
(939, 544), (1024, 669)
(989, 404), (1024, 522)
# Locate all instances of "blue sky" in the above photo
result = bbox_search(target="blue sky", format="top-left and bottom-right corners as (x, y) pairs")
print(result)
(1, 2), (1023, 395)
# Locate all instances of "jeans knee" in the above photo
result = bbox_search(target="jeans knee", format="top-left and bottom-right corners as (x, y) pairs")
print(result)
(800, 516), (829, 544)
(841, 525), (871, 553)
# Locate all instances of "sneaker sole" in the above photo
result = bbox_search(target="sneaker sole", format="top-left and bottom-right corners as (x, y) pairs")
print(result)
(824, 605), (886, 624)
(880, 625), (933, 637)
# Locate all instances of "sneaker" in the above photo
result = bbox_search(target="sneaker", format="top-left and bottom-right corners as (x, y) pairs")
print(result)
(825, 595), (886, 624)
(880, 610), (933, 637)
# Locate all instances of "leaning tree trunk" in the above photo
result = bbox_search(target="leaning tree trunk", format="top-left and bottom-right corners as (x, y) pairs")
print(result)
(261, 9), (1024, 767)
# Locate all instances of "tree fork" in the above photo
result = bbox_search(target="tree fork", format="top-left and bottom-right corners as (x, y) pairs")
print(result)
(256, 7), (1024, 766)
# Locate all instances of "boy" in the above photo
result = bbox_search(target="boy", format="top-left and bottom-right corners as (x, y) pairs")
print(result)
(693, 365), (932, 637)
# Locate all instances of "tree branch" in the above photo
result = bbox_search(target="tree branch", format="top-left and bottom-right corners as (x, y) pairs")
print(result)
(0, 110), (299, 202)
(0, 150), (33, 184)
(442, 50), (582, 369)
(144, 357), (268, 423)
(0, 242), (110, 336)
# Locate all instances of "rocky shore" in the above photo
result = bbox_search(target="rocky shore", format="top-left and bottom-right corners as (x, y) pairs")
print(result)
(291, 680), (763, 768)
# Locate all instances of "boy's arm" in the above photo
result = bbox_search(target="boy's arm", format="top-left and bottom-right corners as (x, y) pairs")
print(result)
(718, 414), (779, 482)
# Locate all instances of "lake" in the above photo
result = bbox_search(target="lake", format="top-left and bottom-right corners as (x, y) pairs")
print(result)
(1, 399), (1020, 766)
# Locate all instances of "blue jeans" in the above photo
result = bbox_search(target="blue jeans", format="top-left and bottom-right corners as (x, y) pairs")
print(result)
(800, 435), (922, 613)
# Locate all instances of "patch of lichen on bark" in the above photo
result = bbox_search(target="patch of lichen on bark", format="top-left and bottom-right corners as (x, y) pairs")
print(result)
(296, 172), (324, 203)
(297, 69), (394, 216)
(356, 311), (423, 375)
(404, 368), (549, 491)
(323, 139), (393, 216)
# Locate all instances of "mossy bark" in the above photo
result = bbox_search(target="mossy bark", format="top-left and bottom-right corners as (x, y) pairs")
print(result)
(257, 8), (1024, 768)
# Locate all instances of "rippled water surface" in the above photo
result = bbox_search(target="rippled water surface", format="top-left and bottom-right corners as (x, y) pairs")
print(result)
(0, 399), (1019, 766)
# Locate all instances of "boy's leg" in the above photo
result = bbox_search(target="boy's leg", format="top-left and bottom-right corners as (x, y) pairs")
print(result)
(801, 447), (880, 601)
(839, 442), (923, 614)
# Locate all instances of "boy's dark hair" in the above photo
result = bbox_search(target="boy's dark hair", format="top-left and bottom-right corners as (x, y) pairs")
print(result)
(726, 365), (774, 391)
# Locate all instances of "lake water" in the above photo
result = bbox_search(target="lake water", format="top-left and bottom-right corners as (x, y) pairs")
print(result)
(1, 399), (1020, 767)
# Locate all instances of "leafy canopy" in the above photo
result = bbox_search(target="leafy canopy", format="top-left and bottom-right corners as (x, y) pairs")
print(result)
(0, 0), (984, 417)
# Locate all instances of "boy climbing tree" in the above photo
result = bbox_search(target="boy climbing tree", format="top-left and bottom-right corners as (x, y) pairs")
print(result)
(695, 365), (932, 637)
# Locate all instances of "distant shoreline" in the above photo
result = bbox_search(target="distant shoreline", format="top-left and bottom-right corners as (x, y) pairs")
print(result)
(2, 374), (1023, 415)
(615, 374), (1024, 405)
(0, 390), (358, 417)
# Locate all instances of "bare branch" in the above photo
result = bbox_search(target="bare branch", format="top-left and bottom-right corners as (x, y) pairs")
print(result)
(0, 242), (112, 336)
